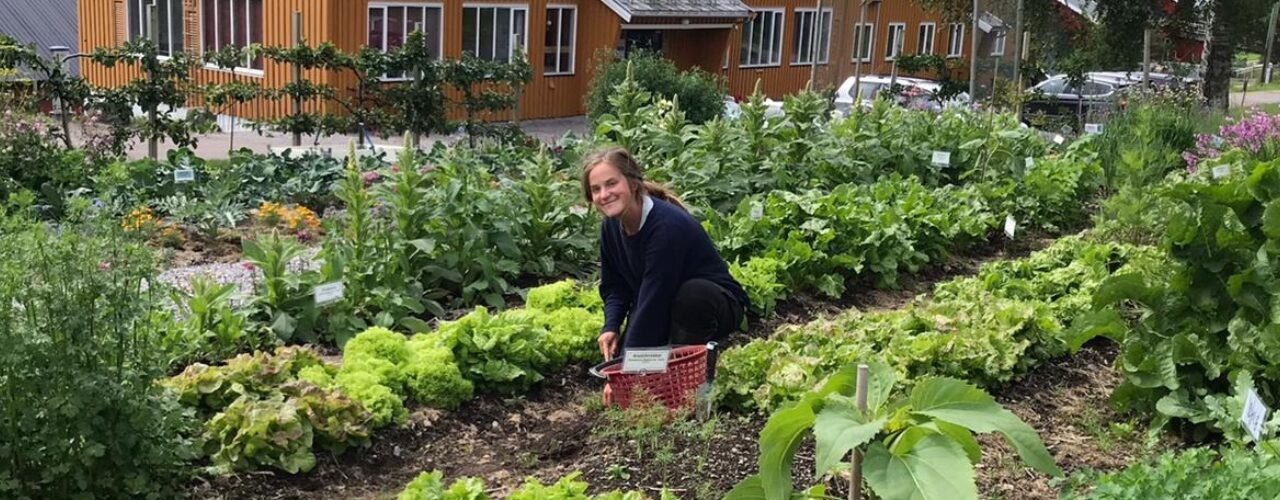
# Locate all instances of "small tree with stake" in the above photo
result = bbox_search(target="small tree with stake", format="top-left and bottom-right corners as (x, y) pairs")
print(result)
(0, 34), (94, 150)
(445, 51), (533, 147)
(256, 42), (355, 143)
(378, 30), (451, 148)
(201, 44), (267, 152)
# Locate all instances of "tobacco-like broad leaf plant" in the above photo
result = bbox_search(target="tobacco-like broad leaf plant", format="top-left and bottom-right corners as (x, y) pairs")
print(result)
(728, 362), (1062, 500)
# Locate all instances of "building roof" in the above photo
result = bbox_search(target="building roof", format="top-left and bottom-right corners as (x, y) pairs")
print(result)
(1056, 0), (1098, 23)
(602, 0), (750, 23)
(0, 0), (80, 79)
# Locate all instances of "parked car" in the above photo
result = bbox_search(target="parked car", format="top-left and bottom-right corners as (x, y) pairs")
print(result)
(1021, 71), (1193, 128)
(833, 75), (969, 116)
(723, 96), (785, 120)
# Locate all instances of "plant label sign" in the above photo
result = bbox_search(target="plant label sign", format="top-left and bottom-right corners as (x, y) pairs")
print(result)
(313, 281), (345, 306)
(1004, 215), (1017, 239)
(1085, 123), (1103, 135)
(1025, 157), (1036, 171)
(1053, 134), (1066, 145)
(1213, 165), (1232, 180)
(621, 347), (670, 374)
(931, 151), (951, 167)
(173, 169), (196, 183)
(1243, 388), (1269, 441)
(749, 202), (764, 221)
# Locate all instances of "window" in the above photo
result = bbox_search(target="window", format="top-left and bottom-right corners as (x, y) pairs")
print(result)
(129, 0), (184, 56)
(792, 8), (832, 65)
(202, 0), (263, 70)
(852, 23), (874, 62)
(369, 4), (443, 78)
(947, 23), (964, 58)
(917, 22), (935, 54)
(462, 5), (528, 63)
(740, 9), (783, 67)
(544, 6), (575, 75)
(885, 23), (905, 60)
(991, 30), (1006, 56)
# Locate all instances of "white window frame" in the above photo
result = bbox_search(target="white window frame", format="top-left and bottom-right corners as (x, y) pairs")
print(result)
(885, 23), (906, 61)
(852, 23), (874, 63)
(200, 0), (265, 77)
(947, 23), (964, 58)
(917, 22), (935, 55)
(368, 3), (446, 81)
(739, 8), (784, 68)
(129, 0), (184, 57)
(991, 30), (1006, 56)
(544, 5), (577, 76)
(791, 8), (832, 66)
(462, 4), (530, 63)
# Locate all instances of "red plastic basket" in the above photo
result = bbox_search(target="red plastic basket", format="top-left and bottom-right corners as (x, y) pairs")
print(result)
(590, 344), (710, 411)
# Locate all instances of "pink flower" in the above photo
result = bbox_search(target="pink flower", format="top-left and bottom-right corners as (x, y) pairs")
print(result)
(98, 261), (111, 272)
(390, 164), (401, 174)
(362, 171), (381, 187)
(240, 261), (255, 272)
(295, 230), (313, 243)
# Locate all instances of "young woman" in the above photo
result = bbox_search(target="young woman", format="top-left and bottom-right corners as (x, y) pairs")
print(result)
(581, 146), (749, 360)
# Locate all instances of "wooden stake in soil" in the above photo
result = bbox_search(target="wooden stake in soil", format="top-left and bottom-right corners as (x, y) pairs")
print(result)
(850, 364), (869, 500)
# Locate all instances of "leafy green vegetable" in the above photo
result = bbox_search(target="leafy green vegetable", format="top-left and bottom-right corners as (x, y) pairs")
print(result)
(1059, 445), (1280, 499)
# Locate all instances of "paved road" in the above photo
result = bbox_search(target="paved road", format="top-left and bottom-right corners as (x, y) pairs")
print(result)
(122, 115), (589, 161)
(1231, 90), (1280, 108)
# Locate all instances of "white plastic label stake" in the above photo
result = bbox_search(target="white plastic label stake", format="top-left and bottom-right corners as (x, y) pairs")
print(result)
(931, 151), (952, 167)
(174, 169), (196, 183)
(313, 281), (345, 306)
(1053, 134), (1065, 145)
(1025, 157), (1035, 171)
(749, 202), (764, 221)
(621, 347), (671, 374)
(1004, 215), (1017, 239)
(1213, 165), (1232, 180)
(1085, 123), (1102, 134)
(1243, 388), (1269, 441)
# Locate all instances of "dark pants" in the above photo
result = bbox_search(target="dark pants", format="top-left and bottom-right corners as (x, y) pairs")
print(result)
(668, 279), (744, 345)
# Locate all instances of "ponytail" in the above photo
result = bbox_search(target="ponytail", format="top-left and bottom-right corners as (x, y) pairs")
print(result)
(642, 180), (686, 211)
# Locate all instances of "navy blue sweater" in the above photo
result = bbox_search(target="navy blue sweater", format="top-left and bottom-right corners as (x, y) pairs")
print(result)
(598, 197), (749, 348)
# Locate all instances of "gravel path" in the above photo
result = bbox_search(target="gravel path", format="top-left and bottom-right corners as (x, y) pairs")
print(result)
(156, 247), (322, 306)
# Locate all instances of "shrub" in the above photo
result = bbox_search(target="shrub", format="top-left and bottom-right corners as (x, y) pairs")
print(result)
(0, 216), (196, 498)
(404, 335), (474, 409)
(585, 50), (726, 125)
(334, 370), (408, 427)
(1059, 446), (1280, 499)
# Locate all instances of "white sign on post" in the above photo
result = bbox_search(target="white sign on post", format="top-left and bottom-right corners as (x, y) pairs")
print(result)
(931, 151), (952, 167)
(749, 203), (764, 221)
(1025, 157), (1036, 171)
(621, 347), (671, 374)
(1053, 134), (1066, 145)
(1004, 215), (1017, 239)
(1213, 165), (1232, 180)
(1243, 388), (1269, 441)
(1085, 123), (1103, 135)
(313, 281), (345, 306)
(173, 169), (196, 183)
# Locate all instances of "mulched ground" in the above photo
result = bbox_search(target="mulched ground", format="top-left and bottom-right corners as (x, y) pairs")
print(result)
(190, 232), (1118, 499)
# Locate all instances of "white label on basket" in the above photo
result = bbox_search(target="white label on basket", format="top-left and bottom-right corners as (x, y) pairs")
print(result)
(749, 202), (764, 221)
(1053, 134), (1066, 145)
(931, 151), (951, 167)
(621, 347), (671, 374)
(173, 169), (195, 183)
(1085, 123), (1103, 134)
(1213, 165), (1232, 180)
(1243, 388), (1269, 441)
(1004, 215), (1017, 239)
(1025, 157), (1035, 171)
(313, 281), (344, 306)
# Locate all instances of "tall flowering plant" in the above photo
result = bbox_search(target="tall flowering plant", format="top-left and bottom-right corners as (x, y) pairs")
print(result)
(1184, 111), (1280, 172)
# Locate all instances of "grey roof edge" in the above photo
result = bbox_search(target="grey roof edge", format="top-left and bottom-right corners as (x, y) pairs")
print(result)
(604, 0), (751, 23)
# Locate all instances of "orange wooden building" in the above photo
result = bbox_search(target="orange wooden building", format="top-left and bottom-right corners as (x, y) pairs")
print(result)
(77, 0), (990, 121)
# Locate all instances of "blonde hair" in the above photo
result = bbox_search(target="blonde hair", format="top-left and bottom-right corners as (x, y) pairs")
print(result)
(580, 146), (685, 211)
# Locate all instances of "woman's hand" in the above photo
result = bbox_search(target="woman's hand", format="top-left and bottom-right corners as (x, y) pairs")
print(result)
(598, 331), (620, 360)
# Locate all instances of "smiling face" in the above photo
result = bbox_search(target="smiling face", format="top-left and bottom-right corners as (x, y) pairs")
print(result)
(587, 161), (638, 219)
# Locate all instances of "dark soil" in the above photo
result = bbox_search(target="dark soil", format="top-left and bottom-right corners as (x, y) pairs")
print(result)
(164, 227), (246, 267)
(188, 231), (1094, 499)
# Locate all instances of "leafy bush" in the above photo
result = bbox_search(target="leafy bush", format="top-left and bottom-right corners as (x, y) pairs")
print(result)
(404, 335), (474, 409)
(0, 216), (196, 498)
(164, 276), (276, 368)
(1059, 446), (1280, 499)
(397, 470), (663, 500)
(435, 307), (549, 393)
(586, 51), (726, 125)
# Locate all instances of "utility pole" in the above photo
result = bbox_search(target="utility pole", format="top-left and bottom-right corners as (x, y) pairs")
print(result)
(1011, 0), (1023, 90)
(968, 0), (979, 99)
(1265, 2), (1280, 84)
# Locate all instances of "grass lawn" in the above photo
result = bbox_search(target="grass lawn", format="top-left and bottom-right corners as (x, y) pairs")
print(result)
(1228, 102), (1280, 118)
(1231, 80), (1280, 92)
